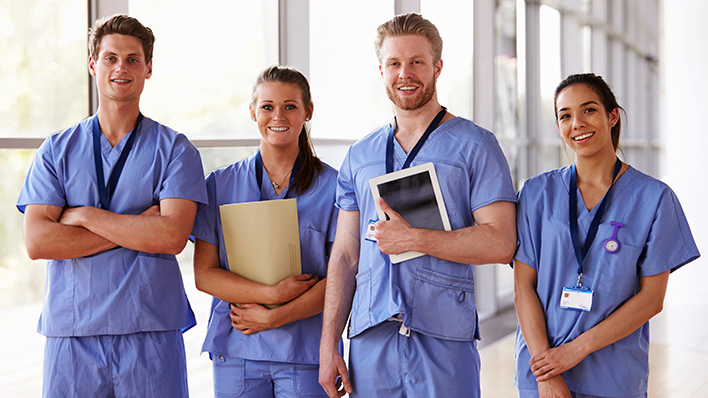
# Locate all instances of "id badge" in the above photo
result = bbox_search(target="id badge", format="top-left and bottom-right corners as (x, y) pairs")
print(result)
(364, 220), (377, 242)
(560, 286), (593, 312)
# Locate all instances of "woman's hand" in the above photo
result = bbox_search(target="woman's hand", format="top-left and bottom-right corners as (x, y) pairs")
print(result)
(537, 375), (572, 398)
(230, 303), (276, 335)
(272, 274), (319, 304)
(530, 343), (587, 381)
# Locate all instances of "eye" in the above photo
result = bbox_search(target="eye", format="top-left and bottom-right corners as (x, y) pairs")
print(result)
(129, 58), (139, 64)
(105, 56), (115, 62)
(285, 104), (297, 110)
(558, 113), (569, 120)
(585, 107), (596, 114)
(261, 105), (273, 111)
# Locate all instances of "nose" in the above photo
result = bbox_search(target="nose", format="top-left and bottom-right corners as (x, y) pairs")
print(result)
(399, 63), (413, 80)
(115, 59), (128, 73)
(572, 114), (586, 129)
(272, 108), (285, 120)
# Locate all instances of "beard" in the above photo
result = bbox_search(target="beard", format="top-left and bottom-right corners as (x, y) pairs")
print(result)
(385, 76), (437, 111)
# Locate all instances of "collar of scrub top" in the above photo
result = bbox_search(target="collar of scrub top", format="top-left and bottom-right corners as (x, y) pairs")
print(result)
(569, 157), (622, 286)
(385, 106), (447, 174)
(254, 149), (300, 201)
(92, 113), (144, 210)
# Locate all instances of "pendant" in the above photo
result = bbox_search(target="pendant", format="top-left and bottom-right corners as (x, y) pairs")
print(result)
(272, 181), (279, 189)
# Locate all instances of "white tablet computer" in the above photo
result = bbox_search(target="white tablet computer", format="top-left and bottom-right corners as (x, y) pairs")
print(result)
(368, 162), (451, 263)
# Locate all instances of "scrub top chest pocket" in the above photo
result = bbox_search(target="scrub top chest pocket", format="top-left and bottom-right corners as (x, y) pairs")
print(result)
(589, 222), (643, 299)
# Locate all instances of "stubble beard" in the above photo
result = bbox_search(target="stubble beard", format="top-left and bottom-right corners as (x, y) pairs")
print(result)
(385, 77), (437, 111)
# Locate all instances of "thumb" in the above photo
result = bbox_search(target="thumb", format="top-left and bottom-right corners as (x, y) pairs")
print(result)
(378, 197), (400, 221)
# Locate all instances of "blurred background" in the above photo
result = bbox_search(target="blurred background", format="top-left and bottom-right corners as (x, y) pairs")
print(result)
(1, 0), (705, 396)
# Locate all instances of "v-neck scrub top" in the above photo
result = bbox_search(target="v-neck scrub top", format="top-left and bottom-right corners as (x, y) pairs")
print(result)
(336, 117), (517, 341)
(190, 152), (339, 364)
(17, 116), (208, 337)
(514, 165), (700, 396)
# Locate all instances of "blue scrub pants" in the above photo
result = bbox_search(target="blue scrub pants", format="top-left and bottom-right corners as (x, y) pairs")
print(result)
(43, 330), (188, 398)
(348, 320), (481, 398)
(212, 355), (326, 398)
(518, 388), (647, 398)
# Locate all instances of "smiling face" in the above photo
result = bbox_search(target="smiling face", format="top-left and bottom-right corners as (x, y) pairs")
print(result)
(555, 83), (620, 160)
(89, 33), (152, 105)
(379, 34), (442, 111)
(250, 82), (312, 152)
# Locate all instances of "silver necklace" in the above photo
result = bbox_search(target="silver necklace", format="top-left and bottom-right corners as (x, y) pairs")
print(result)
(269, 170), (291, 190)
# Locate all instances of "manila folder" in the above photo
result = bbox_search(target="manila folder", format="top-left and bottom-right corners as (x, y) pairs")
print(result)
(219, 198), (301, 286)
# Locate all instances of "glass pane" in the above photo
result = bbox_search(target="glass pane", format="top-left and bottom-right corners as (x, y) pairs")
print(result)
(129, 0), (279, 139)
(0, 0), (88, 138)
(0, 149), (45, 398)
(421, 0), (474, 120)
(309, 0), (393, 140)
(540, 6), (561, 148)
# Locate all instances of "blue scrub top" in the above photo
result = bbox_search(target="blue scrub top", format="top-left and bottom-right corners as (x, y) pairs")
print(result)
(17, 116), (208, 337)
(514, 165), (700, 396)
(337, 117), (517, 341)
(191, 152), (338, 365)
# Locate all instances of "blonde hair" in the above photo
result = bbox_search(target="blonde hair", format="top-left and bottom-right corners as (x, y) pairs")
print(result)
(374, 13), (443, 63)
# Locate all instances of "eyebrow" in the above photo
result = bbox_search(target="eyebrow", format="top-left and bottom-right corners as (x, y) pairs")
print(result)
(557, 100), (599, 113)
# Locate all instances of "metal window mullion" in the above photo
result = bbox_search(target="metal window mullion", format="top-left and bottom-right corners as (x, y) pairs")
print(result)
(278, 0), (310, 78)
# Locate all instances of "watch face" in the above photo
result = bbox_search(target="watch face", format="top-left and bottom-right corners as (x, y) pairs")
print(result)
(605, 240), (619, 253)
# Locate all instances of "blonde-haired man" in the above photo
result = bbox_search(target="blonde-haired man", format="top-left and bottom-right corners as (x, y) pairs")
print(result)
(319, 13), (517, 398)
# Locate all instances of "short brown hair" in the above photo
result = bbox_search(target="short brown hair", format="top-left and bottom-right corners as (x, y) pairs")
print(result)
(374, 13), (443, 64)
(89, 15), (155, 63)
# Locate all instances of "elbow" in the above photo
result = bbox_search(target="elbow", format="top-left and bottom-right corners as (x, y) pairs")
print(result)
(492, 237), (517, 265)
(650, 299), (664, 318)
(149, 234), (189, 255)
(194, 273), (208, 294)
(24, 237), (47, 260)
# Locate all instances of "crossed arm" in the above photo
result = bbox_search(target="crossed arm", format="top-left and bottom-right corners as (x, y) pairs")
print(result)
(513, 260), (670, 397)
(23, 198), (197, 260)
(193, 237), (325, 335)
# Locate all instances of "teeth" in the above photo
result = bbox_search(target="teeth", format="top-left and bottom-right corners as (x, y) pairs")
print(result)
(270, 127), (288, 132)
(399, 86), (417, 91)
(574, 132), (594, 141)
(113, 79), (130, 83)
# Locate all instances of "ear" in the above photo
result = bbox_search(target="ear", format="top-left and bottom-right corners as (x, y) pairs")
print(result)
(306, 102), (314, 121)
(145, 59), (153, 80)
(88, 56), (96, 77)
(608, 107), (620, 127)
(434, 58), (443, 80)
(379, 63), (383, 78)
(249, 104), (256, 121)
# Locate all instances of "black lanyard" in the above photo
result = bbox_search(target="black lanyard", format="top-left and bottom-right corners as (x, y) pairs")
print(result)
(92, 113), (143, 210)
(385, 106), (447, 174)
(254, 149), (300, 200)
(569, 157), (622, 281)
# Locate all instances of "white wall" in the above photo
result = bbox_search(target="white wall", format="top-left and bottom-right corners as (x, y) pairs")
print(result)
(662, 0), (708, 296)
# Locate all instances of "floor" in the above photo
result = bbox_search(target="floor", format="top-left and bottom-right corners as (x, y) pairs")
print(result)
(1, 253), (705, 398)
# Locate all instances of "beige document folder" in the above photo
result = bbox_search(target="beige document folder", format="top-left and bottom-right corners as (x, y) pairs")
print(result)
(219, 199), (302, 290)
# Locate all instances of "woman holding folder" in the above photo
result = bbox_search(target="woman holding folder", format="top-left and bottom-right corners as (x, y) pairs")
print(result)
(191, 66), (338, 398)
(513, 73), (700, 398)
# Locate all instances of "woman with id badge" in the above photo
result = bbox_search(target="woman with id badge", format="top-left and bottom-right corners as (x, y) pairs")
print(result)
(191, 66), (338, 398)
(513, 73), (700, 398)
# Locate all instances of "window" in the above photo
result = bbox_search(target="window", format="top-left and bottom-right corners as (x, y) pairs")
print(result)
(129, 0), (279, 139)
(308, 0), (393, 140)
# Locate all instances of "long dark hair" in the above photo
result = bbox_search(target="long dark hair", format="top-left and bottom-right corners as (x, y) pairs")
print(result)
(554, 73), (625, 152)
(251, 65), (323, 196)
